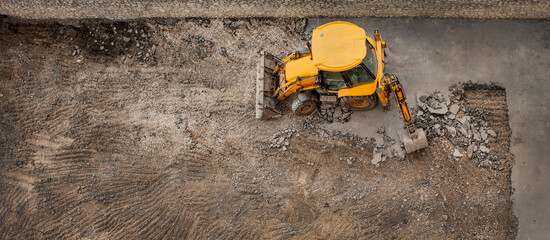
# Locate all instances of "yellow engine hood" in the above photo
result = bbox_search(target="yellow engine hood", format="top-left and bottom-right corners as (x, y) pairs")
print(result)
(311, 21), (367, 72)
(285, 56), (318, 81)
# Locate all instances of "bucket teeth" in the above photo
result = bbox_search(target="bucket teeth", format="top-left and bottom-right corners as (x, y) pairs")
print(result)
(256, 51), (282, 119)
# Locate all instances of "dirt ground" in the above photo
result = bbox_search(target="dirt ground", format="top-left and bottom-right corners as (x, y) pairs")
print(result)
(0, 17), (516, 239)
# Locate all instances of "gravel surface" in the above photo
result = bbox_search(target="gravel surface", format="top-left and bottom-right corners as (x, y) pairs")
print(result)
(0, 17), (516, 239)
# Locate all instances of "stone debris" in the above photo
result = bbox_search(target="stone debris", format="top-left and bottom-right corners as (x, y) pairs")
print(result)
(340, 156), (356, 165)
(269, 128), (296, 149)
(267, 113), (407, 168)
(458, 126), (468, 137)
(374, 136), (384, 148)
(58, 23), (156, 62)
(317, 105), (353, 123)
(418, 90), (449, 115)
(413, 84), (504, 170)
(434, 92), (445, 102)
(473, 133), (481, 141)
(459, 116), (471, 130)
(427, 97), (441, 109)
(427, 101), (448, 115)
(369, 127), (406, 163)
(268, 116), (372, 154)
(449, 104), (459, 114)
(291, 19), (307, 34)
(416, 91), (429, 108)
(467, 145), (474, 158)
(453, 149), (463, 158)
(480, 145), (490, 153)
(445, 126), (456, 137)
(269, 84), (502, 169)
(391, 143), (406, 160)
(481, 130), (488, 141)
(371, 152), (382, 166)
(431, 104), (448, 115)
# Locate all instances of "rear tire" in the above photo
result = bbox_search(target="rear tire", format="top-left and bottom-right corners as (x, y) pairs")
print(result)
(340, 95), (378, 111)
(292, 92), (318, 116)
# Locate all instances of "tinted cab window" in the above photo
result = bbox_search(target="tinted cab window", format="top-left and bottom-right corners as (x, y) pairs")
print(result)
(322, 42), (377, 91)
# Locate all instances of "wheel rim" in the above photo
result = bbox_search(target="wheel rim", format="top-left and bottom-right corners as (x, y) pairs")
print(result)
(349, 99), (370, 108)
(298, 104), (314, 114)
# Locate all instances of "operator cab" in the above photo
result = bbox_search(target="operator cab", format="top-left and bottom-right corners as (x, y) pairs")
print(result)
(311, 21), (379, 92)
(320, 41), (377, 91)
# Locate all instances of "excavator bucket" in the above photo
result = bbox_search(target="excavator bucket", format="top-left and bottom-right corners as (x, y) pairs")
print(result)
(256, 51), (282, 119)
(402, 128), (428, 153)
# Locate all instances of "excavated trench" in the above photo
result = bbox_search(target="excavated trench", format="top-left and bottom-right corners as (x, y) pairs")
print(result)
(0, 17), (516, 239)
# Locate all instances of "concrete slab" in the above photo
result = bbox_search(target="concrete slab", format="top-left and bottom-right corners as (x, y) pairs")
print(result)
(308, 18), (550, 239)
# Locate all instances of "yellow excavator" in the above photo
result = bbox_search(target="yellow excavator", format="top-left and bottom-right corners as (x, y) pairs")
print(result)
(256, 21), (427, 153)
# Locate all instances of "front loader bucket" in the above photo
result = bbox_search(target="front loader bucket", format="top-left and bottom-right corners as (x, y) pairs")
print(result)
(402, 128), (428, 153)
(256, 51), (282, 119)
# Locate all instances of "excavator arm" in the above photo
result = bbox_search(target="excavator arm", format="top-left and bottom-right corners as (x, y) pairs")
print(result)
(381, 74), (415, 133)
(379, 74), (428, 153)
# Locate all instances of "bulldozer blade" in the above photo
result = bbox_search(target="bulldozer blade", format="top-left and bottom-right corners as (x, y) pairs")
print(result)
(402, 128), (428, 153)
(256, 51), (282, 119)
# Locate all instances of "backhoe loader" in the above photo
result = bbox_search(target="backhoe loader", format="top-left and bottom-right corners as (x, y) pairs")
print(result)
(256, 21), (427, 153)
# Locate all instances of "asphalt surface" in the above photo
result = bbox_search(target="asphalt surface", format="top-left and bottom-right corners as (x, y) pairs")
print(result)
(308, 18), (550, 240)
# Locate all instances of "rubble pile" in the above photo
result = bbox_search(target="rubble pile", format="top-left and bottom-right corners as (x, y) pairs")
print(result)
(268, 128), (296, 151)
(267, 115), (371, 153)
(317, 105), (353, 124)
(268, 83), (507, 170)
(370, 126), (406, 166)
(58, 22), (157, 63)
(414, 85), (506, 170)
(267, 110), (408, 167)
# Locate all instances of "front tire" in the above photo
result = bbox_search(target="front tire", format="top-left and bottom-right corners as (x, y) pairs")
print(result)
(292, 92), (318, 116)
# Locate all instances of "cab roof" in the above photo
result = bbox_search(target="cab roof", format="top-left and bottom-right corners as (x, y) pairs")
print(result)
(311, 21), (367, 72)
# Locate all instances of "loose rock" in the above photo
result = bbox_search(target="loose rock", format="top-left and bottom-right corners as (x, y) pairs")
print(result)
(481, 130), (488, 141)
(374, 136), (384, 148)
(458, 126), (468, 137)
(453, 149), (464, 157)
(416, 91), (429, 107)
(427, 101), (448, 115)
(371, 152), (382, 166)
(449, 104), (459, 115)
(480, 145), (490, 153)
(459, 116), (471, 129)
(467, 145), (474, 158)
(445, 126), (457, 137)
(391, 143), (405, 160)
(473, 133), (481, 141)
